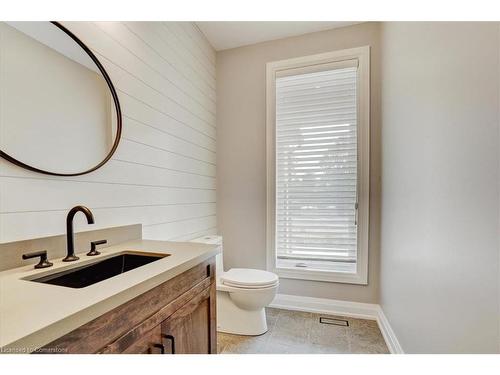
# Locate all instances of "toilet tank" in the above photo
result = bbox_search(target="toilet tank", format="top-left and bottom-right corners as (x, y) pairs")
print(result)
(190, 235), (224, 275)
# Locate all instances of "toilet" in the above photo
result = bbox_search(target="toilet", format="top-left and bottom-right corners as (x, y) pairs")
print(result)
(191, 235), (279, 336)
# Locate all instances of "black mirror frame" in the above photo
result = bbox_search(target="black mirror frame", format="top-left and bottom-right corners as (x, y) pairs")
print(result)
(0, 21), (122, 177)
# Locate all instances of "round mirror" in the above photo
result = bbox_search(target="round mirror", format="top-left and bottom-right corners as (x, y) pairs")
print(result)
(0, 21), (121, 176)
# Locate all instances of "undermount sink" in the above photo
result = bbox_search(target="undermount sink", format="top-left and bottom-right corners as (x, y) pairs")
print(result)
(28, 252), (169, 288)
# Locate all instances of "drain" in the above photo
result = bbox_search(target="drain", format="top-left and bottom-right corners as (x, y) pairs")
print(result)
(319, 317), (349, 326)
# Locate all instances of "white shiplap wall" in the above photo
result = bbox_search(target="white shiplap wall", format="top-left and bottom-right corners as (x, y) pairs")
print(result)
(0, 22), (217, 243)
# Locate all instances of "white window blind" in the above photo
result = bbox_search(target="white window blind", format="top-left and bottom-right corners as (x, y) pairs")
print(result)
(275, 62), (358, 273)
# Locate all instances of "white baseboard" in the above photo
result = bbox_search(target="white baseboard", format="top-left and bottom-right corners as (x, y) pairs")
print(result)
(270, 293), (380, 320)
(269, 293), (404, 354)
(376, 306), (404, 354)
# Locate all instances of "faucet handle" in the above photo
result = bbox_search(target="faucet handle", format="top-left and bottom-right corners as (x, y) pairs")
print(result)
(22, 251), (53, 269)
(87, 239), (107, 256)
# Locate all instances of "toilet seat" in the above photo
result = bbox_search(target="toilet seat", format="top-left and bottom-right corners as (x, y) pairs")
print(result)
(220, 268), (279, 289)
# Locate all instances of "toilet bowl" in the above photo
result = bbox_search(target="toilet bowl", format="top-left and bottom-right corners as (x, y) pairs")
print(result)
(191, 236), (279, 336)
(217, 268), (279, 335)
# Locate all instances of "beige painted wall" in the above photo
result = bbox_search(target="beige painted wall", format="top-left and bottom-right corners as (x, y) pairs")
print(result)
(379, 22), (499, 353)
(216, 22), (381, 303)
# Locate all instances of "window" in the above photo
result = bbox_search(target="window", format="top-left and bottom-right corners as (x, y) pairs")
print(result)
(266, 47), (370, 284)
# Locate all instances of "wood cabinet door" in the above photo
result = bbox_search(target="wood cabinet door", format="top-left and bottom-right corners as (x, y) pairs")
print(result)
(120, 325), (165, 354)
(161, 285), (216, 354)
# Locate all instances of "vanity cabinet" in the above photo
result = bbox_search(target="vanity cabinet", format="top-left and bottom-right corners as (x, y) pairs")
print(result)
(41, 257), (217, 354)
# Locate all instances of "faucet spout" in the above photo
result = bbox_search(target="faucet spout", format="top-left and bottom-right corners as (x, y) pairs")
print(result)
(63, 205), (95, 262)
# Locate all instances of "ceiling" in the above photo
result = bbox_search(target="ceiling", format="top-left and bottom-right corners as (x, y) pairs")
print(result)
(196, 22), (361, 51)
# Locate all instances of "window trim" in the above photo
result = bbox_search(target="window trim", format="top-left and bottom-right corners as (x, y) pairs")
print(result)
(266, 46), (370, 285)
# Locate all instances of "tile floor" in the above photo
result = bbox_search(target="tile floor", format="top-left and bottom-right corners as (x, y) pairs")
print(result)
(217, 308), (389, 354)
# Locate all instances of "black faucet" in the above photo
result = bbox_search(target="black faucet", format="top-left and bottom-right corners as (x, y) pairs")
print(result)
(63, 205), (95, 262)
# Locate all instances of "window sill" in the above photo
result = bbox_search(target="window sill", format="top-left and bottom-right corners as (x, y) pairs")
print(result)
(273, 266), (368, 285)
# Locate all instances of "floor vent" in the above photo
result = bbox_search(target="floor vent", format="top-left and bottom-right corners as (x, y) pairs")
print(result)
(319, 317), (349, 327)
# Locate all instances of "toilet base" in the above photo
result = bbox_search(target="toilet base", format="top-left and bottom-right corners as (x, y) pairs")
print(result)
(217, 290), (268, 336)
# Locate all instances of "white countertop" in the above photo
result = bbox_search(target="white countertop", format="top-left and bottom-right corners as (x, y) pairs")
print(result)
(0, 239), (219, 352)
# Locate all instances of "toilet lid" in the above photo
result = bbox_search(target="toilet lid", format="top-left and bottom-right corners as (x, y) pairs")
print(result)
(220, 268), (279, 288)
